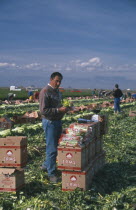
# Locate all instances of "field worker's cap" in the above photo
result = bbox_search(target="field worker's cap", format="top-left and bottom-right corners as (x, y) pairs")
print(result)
(115, 84), (119, 88)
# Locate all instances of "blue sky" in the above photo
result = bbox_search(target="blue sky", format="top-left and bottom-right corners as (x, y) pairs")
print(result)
(0, 0), (136, 89)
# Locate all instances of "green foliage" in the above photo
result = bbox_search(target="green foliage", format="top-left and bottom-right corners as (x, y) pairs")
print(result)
(0, 87), (29, 100)
(0, 100), (136, 209)
(62, 99), (72, 107)
(0, 88), (100, 100)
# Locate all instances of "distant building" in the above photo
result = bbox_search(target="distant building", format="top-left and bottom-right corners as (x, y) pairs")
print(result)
(25, 86), (38, 91)
(10, 86), (21, 91)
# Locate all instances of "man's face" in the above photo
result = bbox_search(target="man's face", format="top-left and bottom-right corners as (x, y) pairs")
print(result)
(50, 76), (62, 89)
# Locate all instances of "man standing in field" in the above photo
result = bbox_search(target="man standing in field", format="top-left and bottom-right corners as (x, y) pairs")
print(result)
(39, 72), (68, 183)
(7, 93), (16, 103)
(112, 84), (123, 114)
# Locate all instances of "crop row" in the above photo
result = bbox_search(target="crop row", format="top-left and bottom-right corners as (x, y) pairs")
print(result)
(0, 101), (136, 209)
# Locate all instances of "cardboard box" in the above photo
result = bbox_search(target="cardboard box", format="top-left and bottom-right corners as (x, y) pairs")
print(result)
(88, 138), (96, 162)
(62, 151), (106, 191)
(0, 168), (25, 192)
(0, 136), (27, 167)
(62, 162), (94, 191)
(58, 137), (101, 172)
(95, 137), (102, 155)
(57, 143), (90, 171)
(91, 121), (100, 138)
(99, 151), (106, 168)
(93, 151), (106, 174)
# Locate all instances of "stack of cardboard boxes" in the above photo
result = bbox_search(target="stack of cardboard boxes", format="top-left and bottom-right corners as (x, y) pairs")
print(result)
(57, 114), (108, 191)
(0, 136), (27, 192)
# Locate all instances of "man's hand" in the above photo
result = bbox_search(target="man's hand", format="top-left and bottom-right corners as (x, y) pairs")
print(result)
(58, 106), (69, 113)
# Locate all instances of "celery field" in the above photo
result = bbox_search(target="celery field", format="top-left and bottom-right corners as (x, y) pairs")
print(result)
(0, 98), (136, 209)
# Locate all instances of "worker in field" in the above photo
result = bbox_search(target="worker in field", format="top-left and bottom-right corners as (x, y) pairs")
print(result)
(122, 92), (127, 100)
(98, 89), (103, 98)
(127, 91), (131, 99)
(112, 84), (123, 114)
(92, 89), (96, 98)
(7, 93), (16, 103)
(39, 72), (69, 183)
(28, 90), (34, 101)
(34, 91), (39, 102)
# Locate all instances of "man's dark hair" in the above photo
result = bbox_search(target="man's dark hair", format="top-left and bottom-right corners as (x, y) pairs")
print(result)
(115, 84), (119, 88)
(50, 72), (63, 80)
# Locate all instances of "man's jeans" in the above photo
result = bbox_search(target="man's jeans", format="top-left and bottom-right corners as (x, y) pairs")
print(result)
(42, 118), (62, 177)
(114, 98), (121, 113)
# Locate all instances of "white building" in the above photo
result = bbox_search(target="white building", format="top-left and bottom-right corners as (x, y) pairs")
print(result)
(10, 86), (21, 91)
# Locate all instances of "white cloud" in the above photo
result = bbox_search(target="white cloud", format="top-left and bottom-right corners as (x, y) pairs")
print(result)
(74, 57), (102, 68)
(71, 57), (103, 71)
(80, 62), (89, 67)
(105, 66), (113, 71)
(25, 63), (40, 69)
(65, 67), (72, 71)
(66, 57), (136, 74)
(88, 57), (102, 66)
(0, 62), (16, 67)
(53, 64), (61, 69)
(70, 59), (81, 65)
(0, 57), (135, 77)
